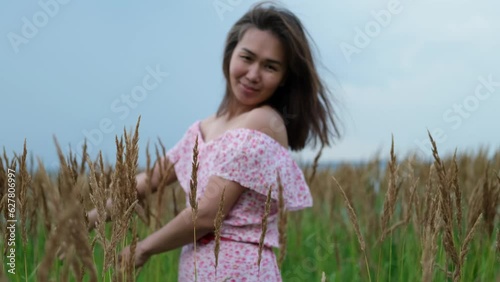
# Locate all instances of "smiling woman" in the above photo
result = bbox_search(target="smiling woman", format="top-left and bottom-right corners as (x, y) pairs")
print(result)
(86, 1), (342, 281)
(227, 28), (287, 112)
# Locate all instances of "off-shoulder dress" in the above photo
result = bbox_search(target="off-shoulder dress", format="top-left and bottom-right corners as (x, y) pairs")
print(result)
(166, 120), (312, 282)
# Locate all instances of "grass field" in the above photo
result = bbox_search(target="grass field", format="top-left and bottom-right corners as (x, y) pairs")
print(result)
(1, 124), (499, 281)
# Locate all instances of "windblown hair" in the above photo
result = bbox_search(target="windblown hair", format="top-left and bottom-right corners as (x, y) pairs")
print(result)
(217, 1), (341, 151)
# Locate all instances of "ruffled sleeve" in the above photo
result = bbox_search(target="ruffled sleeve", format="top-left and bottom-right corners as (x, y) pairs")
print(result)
(165, 122), (200, 191)
(165, 133), (186, 165)
(210, 129), (312, 211)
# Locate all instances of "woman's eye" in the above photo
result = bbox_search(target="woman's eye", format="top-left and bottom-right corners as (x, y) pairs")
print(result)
(266, 65), (276, 71)
(240, 55), (251, 61)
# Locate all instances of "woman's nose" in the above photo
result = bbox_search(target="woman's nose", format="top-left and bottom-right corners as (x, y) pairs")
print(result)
(245, 64), (260, 82)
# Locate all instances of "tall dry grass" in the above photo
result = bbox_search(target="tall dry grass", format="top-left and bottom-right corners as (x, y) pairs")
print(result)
(0, 119), (499, 281)
(188, 135), (199, 282)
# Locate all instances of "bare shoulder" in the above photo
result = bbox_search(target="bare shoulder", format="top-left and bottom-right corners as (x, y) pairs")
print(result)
(241, 106), (288, 148)
(200, 113), (216, 126)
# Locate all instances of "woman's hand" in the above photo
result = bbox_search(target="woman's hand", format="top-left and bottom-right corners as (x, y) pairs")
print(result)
(86, 210), (97, 232)
(118, 241), (150, 269)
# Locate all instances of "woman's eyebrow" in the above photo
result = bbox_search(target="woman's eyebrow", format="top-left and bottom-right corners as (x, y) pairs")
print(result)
(241, 48), (283, 66)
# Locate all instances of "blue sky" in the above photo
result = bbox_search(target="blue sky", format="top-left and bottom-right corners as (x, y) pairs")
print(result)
(1, 0), (499, 169)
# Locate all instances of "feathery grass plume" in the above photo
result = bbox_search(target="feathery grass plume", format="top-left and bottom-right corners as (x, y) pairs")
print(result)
(153, 143), (165, 229)
(18, 139), (31, 248)
(321, 271), (326, 282)
(60, 245), (73, 281)
(421, 165), (435, 228)
(109, 135), (126, 270)
(308, 144), (324, 185)
(153, 139), (176, 229)
(169, 163), (178, 215)
(404, 175), (418, 224)
(67, 148), (77, 183)
(123, 117), (141, 243)
(76, 171), (89, 231)
(79, 139), (88, 175)
(428, 131), (460, 271)
(420, 197), (440, 282)
(450, 150), (463, 238)
(189, 135), (200, 281)
(69, 215), (98, 282)
(98, 153), (111, 197)
(402, 157), (418, 222)
(37, 204), (98, 282)
(378, 175), (418, 242)
(53, 136), (74, 200)
(480, 166), (496, 235)
(53, 136), (84, 260)
(97, 151), (110, 228)
(458, 213), (482, 275)
(27, 165), (40, 237)
(70, 244), (85, 282)
(380, 135), (399, 241)
(428, 181), (442, 237)
(277, 173), (288, 268)
(151, 138), (175, 226)
(2, 148), (11, 174)
(107, 130), (140, 273)
(213, 185), (226, 278)
(332, 176), (371, 282)
(140, 140), (153, 227)
(35, 158), (56, 233)
(466, 181), (482, 237)
(86, 154), (109, 281)
(127, 215), (139, 282)
(258, 185), (273, 271)
(125, 116), (141, 206)
(159, 137), (178, 216)
(435, 264), (453, 280)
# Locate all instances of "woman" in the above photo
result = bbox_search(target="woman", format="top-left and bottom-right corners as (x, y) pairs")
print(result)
(89, 2), (340, 281)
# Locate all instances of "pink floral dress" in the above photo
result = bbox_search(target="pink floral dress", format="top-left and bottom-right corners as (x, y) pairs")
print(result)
(166, 120), (312, 282)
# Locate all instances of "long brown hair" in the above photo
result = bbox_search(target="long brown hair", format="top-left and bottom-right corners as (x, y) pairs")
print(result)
(217, 1), (341, 151)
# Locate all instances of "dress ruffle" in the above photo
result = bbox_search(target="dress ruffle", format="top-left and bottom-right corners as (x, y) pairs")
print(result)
(208, 128), (312, 210)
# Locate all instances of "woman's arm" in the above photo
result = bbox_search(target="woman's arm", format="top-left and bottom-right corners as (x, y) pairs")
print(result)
(139, 155), (177, 197)
(119, 175), (246, 267)
(87, 156), (177, 229)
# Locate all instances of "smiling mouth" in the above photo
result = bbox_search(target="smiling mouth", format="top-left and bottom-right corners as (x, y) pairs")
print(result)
(240, 82), (259, 92)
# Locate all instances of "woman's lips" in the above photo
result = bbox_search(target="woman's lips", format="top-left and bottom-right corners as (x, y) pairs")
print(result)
(241, 82), (259, 93)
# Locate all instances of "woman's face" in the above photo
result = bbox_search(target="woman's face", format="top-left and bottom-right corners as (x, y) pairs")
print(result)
(229, 27), (286, 109)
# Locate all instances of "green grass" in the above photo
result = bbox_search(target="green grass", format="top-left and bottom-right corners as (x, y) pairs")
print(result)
(1, 205), (499, 281)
